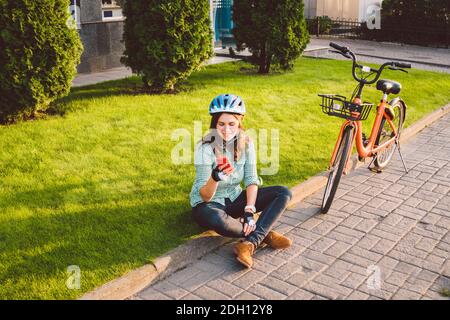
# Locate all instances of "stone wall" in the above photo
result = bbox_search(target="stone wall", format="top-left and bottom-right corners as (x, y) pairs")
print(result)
(77, 0), (125, 74)
(77, 20), (125, 73)
(80, 0), (102, 23)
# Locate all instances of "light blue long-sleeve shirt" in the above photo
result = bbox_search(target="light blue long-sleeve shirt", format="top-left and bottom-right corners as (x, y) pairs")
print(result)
(189, 139), (262, 207)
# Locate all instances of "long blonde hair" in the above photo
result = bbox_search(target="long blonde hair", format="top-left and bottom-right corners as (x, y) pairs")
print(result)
(201, 112), (249, 162)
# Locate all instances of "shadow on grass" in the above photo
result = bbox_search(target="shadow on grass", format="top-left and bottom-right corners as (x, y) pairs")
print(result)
(0, 178), (202, 291)
(0, 210), (202, 299)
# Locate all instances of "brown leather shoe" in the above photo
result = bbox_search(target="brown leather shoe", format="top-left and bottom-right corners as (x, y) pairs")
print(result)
(262, 231), (292, 249)
(233, 241), (255, 268)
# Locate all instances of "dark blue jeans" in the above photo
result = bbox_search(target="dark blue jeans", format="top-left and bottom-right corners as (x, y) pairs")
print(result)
(192, 186), (292, 247)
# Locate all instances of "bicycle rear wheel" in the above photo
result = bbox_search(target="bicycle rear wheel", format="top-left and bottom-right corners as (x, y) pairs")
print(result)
(321, 126), (353, 214)
(373, 100), (405, 170)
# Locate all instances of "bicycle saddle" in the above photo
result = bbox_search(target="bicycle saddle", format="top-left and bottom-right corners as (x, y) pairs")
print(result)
(376, 79), (401, 95)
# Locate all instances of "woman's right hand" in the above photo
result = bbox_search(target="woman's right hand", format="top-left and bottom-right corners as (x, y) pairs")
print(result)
(216, 156), (234, 176)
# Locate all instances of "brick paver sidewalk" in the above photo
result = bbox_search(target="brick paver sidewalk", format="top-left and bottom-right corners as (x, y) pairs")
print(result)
(135, 113), (450, 300)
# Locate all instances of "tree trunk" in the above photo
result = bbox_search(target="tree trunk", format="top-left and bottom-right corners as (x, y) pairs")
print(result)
(142, 75), (151, 90)
(258, 43), (266, 74)
(166, 83), (175, 94)
(265, 54), (272, 73)
(258, 42), (271, 74)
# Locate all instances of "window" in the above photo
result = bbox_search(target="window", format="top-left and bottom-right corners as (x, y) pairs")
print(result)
(101, 0), (123, 21)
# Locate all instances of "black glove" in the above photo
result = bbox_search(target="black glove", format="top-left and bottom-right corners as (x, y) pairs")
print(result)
(211, 166), (226, 182)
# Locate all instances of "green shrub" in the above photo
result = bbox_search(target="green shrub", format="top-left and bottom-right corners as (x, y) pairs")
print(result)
(232, 0), (310, 74)
(318, 16), (332, 34)
(0, 0), (83, 123)
(121, 0), (213, 93)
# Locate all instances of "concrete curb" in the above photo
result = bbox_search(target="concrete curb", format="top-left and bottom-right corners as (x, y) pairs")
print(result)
(80, 230), (231, 300)
(80, 102), (450, 300)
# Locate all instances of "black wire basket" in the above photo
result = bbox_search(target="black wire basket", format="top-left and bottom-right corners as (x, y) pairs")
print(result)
(319, 94), (373, 121)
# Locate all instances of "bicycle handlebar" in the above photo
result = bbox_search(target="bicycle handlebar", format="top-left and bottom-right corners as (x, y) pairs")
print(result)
(329, 42), (349, 53)
(329, 42), (412, 85)
(393, 62), (412, 69)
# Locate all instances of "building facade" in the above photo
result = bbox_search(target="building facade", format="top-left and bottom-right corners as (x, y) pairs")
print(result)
(73, 0), (235, 73)
(304, 0), (383, 21)
(70, 0), (125, 73)
(211, 0), (384, 48)
(72, 0), (383, 73)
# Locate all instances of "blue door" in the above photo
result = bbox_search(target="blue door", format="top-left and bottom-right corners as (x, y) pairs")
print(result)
(213, 0), (234, 48)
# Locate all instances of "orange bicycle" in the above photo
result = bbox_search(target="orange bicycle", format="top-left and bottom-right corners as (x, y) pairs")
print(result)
(320, 42), (411, 214)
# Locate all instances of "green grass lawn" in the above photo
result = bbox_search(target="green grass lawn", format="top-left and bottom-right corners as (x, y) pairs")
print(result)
(0, 57), (449, 299)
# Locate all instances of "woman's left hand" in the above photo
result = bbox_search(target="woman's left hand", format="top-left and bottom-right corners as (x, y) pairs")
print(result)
(241, 210), (256, 236)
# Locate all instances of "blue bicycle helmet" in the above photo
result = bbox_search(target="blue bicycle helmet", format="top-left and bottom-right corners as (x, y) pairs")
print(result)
(209, 94), (246, 115)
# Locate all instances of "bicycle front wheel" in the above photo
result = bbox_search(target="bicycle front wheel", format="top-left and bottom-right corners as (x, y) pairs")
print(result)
(321, 125), (353, 214)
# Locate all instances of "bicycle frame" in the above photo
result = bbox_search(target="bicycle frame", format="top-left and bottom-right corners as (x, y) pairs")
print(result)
(329, 97), (398, 174)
